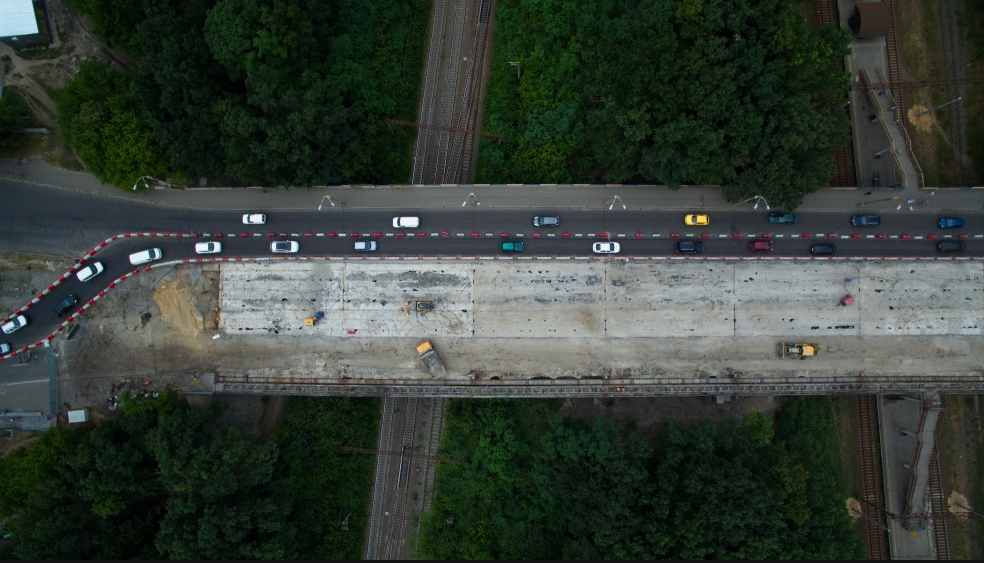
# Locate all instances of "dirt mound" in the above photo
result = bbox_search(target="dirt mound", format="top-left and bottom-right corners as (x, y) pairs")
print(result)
(152, 276), (205, 345)
(907, 105), (935, 133)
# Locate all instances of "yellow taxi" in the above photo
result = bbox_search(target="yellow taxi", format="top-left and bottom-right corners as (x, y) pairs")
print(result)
(684, 213), (710, 226)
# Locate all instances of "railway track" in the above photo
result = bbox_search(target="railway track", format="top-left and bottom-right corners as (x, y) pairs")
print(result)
(831, 146), (855, 187)
(444, 0), (492, 180)
(816, 0), (835, 26)
(419, 398), (446, 516)
(383, 398), (418, 559)
(364, 396), (397, 560)
(929, 421), (952, 559)
(411, 0), (448, 184)
(936, 0), (969, 186)
(411, 0), (493, 184)
(814, 0), (855, 187)
(856, 395), (890, 560)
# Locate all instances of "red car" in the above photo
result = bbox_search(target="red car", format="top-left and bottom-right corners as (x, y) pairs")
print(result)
(748, 239), (774, 252)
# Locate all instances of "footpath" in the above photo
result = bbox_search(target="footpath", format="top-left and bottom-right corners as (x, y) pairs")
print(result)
(0, 156), (982, 217)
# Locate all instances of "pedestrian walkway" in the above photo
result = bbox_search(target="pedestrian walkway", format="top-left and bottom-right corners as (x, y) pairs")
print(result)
(1, 157), (982, 217)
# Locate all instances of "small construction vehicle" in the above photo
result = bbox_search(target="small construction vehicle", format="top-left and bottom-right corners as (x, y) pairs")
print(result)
(779, 342), (820, 359)
(415, 338), (448, 377)
(303, 312), (325, 326)
(415, 301), (433, 313)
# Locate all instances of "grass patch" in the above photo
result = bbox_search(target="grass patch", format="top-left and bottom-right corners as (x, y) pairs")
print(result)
(897, 0), (982, 186)
(937, 395), (984, 560)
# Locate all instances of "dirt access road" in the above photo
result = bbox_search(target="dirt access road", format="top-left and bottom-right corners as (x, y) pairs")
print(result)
(0, 0), (135, 166)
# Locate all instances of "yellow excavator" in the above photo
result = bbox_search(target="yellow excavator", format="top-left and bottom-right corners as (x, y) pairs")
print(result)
(779, 342), (820, 359)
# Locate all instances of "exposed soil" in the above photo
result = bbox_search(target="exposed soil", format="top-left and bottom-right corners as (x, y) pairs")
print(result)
(0, 0), (131, 168)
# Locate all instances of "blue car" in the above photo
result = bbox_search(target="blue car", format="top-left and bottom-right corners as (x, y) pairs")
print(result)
(768, 212), (798, 225)
(938, 217), (964, 229)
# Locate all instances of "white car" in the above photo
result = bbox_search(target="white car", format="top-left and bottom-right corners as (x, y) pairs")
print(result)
(392, 216), (420, 229)
(592, 241), (620, 254)
(195, 241), (222, 254)
(2, 314), (28, 334)
(76, 262), (105, 282)
(243, 213), (267, 225)
(129, 248), (163, 265)
(271, 240), (299, 253)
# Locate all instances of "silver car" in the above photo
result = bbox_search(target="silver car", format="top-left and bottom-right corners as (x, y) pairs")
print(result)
(2, 314), (28, 334)
(533, 215), (560, 227)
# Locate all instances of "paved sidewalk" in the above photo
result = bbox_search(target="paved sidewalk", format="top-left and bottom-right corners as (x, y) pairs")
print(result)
(2, 157), (982, 216)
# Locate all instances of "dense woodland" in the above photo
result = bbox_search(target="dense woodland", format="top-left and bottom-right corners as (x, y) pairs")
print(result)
(478, 0), (852, 208)
(62, 0), (429, 188)
(0, 393), (864, 559)
(418, 396), (865, 559)
(0, 392), (379, 559)
(56, 0), (849, 207)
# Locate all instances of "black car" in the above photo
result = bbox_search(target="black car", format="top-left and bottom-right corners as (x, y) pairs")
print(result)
(936, 240), (966, 252)
(851, 214), (881, 227)
(810, 244), (837, 255)
(676, 240), (704, 254)
(52, 294), (79, 317)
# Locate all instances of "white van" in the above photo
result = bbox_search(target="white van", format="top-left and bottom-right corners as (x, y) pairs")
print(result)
(129, 248), (163, 265)
(392, 216), (420, 229)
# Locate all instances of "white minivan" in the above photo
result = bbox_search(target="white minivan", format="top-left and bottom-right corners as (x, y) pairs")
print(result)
(392, 216), (420, 229)
(129, 248), (163, 265)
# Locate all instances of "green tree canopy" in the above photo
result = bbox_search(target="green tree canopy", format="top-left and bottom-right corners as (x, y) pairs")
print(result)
(56, 59), (168, 190)
(479, 0), (852, 208)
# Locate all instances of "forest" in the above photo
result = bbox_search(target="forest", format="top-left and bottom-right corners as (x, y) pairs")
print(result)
(417, 396), (865, 559)
(477, 0), (852, 208)
(61, 0), (430, 188)
(0, 391), (863, 559)
(56, 0), (850, 208)
(0, 391), (379, 559)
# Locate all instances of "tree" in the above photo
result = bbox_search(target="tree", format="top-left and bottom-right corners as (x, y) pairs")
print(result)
(69, 0), (145, 54)
(150, 407), (298, 559)
(57, 59), (169, 190)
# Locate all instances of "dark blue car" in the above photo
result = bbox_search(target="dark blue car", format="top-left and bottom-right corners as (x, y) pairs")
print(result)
(938, 217), (965, 229)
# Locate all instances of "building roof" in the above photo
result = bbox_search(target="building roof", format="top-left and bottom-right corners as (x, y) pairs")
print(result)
(855, 1), (892, 39)
(67, 409), (90, 423)
(0, 0), (39, 37)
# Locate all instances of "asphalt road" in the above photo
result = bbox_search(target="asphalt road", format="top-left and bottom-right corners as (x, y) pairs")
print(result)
(1, 178), (980, 352)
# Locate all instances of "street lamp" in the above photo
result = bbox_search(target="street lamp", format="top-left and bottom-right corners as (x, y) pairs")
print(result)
(605, 195), (626, 211)
(131, 175), (171, 191)
(733, 195), (769, 210)
(462, 192), (480, 207)
(318, 194), (342, 210)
